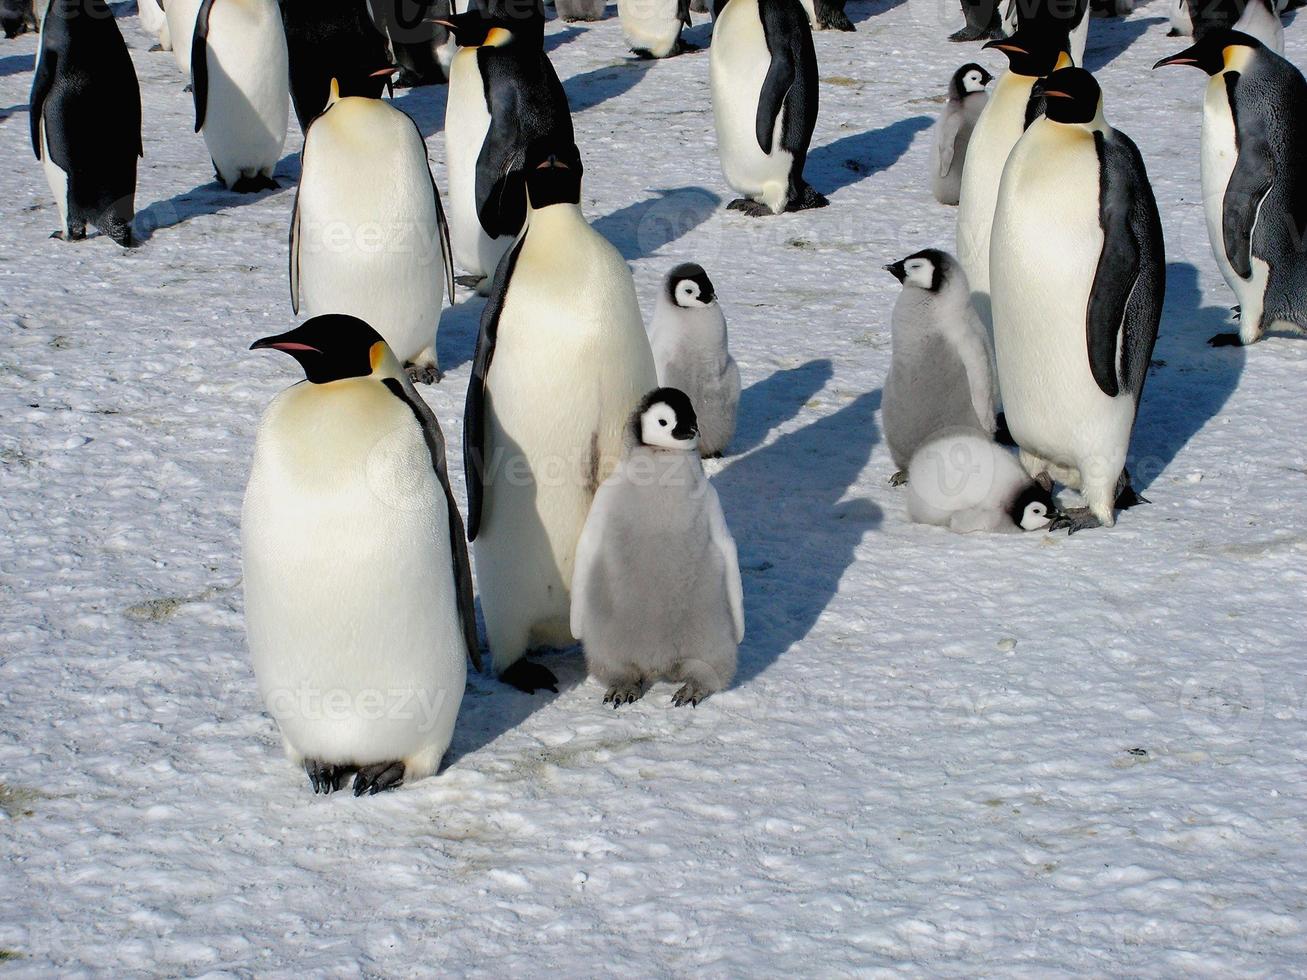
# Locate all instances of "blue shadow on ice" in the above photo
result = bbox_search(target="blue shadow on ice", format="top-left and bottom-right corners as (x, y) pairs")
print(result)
(846, 0), (908, 24)
(0, 54), (33, 77)
(592, 186), (721, 261)
(715, 387), (883, 686)
(544, 24), (585, 52)
(134, 151), (300, 243)
(1129, 261), (1246, 492)
(564, 59), (656, 113)
(435, 294), (482, 377)
(807, 115), (932, 197)
(389, 82), (448, 140)
(733, 358), (835, 455)
(1082, 16), (1167, 73)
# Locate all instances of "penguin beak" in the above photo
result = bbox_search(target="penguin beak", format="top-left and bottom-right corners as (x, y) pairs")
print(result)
(251, 336), (321, 355)
(983, 38), (1028, 55)
(884, 261), (907, 283)
(1042, 88), (1072, 100)
(1153, 48), (1200, 69)
(369, 66), (400, 78)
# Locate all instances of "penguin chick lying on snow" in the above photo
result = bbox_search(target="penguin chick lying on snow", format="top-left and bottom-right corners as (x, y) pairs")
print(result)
(571, 388), (744, 708)
(907, 429), (1057, 533)
(882, 249), (997, 485)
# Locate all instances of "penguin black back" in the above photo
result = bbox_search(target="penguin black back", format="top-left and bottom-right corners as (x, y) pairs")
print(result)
(30, 0), (141, 246)
(281, 0), (392, 131)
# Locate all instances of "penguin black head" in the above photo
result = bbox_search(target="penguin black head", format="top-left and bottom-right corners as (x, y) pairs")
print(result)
(432, 10), (516, 47)
(666, 263), (716, 308)
(1153, 29), (1261, 75)
(251, 315), (389, 385)
(1009, 481), (1056, 531)
(885, 249), (947, 292)
(1038, 67), (1101, 125)
(524, 139), (583, 209)
(951, 63), (994, 100)
(983, 26), (1072, 77)
(632, 388), (699, 451)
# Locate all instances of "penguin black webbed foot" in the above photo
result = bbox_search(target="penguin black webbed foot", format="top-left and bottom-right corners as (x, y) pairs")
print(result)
(1047, 507), (1102, 534)
(149, 43), (165, 51)
(499, 659), (559, 694)
(1231, 305), (1241, 320)
(304, 759), (348, 795)
(947, 24), (991, 41)
(1166, 27), (1181, 35)
(353, 761), (405, 796)
(727, 198), (775, 217)
(1114, 479), (1149, 511)
(230, 175), (279, 194)
(671, 682), (710, 707)
(817, 8), (855, 30)
(603, 683), (644, 708)
(889, 470), (908, 487)
(454, 274), (487, 291)
(1208, 332), (1244, 348)
(183, 83), (193, 93)
(672, 37), (701, 54)
(406, 362), (443, 385)
(786, 185), (830, 212)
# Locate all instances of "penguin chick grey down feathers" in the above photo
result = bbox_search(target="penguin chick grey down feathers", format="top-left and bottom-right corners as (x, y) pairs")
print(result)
(571, 389), (744, 708)
(932, 63), (994, 206)
(882, 250), (996, 484)
(243, 315), (480, 798)
(907, 429), (1056, 533)
(648, 263), (740, 458)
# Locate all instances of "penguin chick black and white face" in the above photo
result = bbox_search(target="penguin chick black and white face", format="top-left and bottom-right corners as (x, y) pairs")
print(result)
(1038, 67), (1101, 125)
(524, 139), (584, 208)
(633, 388), (700, 451)
(1008, 482), (1057, 531)
(666, 263), (716, 308)
(983, 27), (1072, 77)
(885, 249), (947, 292)
(1152, 29), (1260, 75)
(951, 63), (994, 99)
(251, 314), (392, 384)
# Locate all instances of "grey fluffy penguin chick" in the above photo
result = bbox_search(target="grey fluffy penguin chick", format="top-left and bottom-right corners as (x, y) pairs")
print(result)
(907, 429), (1056, 533)
(648, 263), (741, 458)
(555, 0), (607, 20)
(882, 249), (997, 485)
(931, 63), (993, 205)
(571, 389), (745, 708)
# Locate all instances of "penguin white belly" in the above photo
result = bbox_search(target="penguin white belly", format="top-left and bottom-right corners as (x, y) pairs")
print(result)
(620, 0), (681, 57)
(1168, 0), (1192, 36)
(139, 0), (171, 48)
(38, 118), (69, 237)
(242, 382), (465, 775)
(444, 50), (508, 280)
(710, 0), (792, 214)
(957, 72), (1033, 327)
(298, 109), (443, 364)
(991, 129), (1133, 489)
(1201, 82), (1269, 331)
(477, 210), (657, 666)
(167, 0), (204, 75)
(201, 0), (289, 185)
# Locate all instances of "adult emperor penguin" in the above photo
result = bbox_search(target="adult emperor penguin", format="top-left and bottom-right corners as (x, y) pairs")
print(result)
(1156, 31), (1306, 344)
(1169, 0), (1283, 52)
(138, 0), (171, 51)
(243, 314), (480, 797)
(619, 0), (692, 58)
(291, 80), (455, 382)
(440, 7), (572, 293)
(990, 68), (1164, 531)
(932, 63), (994, 206)
(647, 263), (740, 458)
(368, 0), (452, 87)
(956, 25), (1072, 331)
(907, 430), (1057, 533)
(710, 0), (827, 215)
(192, 0), (289, 192)
(281, 0), (392, 132)
(464, 139), (658, 693)
(882, 250), (996, 485)
(166, 0), (203, 76)
(571, 389), (744, 708)
(30, 0), (141, 247)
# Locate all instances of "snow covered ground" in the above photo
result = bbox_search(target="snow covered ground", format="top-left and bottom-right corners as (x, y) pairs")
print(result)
(2, 0), (1307, 973)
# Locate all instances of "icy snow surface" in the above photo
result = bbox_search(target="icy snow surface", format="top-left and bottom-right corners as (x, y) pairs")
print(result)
(1, 1), (1306, 974)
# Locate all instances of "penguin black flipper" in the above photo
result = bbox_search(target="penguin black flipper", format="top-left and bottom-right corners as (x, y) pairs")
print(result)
(1086, 130), (1165, 401)
(381, 378), (484, 673)
(754, 32), (794, 154)
(29, 42), (55, 160)
(758, 0), (821, 203)
(463, 236), (526, 541)
(288, 178), (304, 314)
(191, 0), (216, 133)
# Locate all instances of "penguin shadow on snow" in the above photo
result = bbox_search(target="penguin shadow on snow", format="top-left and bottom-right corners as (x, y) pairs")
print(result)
(543, 23), (585, 53)
(0, 54), (33, 77)
(731, 357), (834, 455)
(590, 186), (721, 261)
(806, 115), (932, 197)
(1080, 15), (1167, 73)
(388, 82), (448, 140)
(1129, 262), (1246, 494)
(134, 150), (300, 243)
(714, 388), (883, 686)
(434, 290), (483, 376)
(845, 0), (908, 24)
(564, 58), (656, 113)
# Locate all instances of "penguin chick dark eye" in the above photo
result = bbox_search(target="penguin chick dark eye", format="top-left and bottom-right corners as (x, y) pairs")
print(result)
(660, 419), (668, 426)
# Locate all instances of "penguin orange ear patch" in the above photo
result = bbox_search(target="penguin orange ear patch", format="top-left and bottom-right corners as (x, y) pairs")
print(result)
(369, 342), (385, 372)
